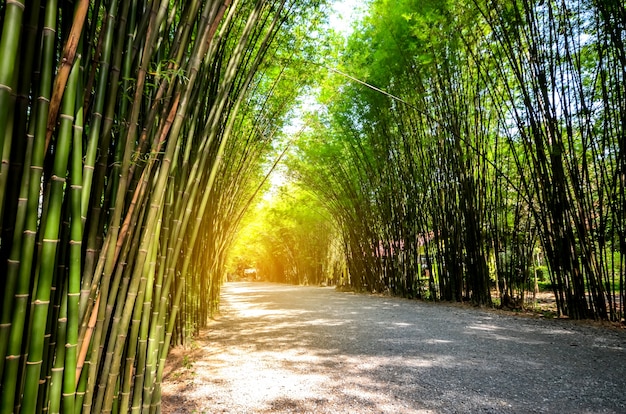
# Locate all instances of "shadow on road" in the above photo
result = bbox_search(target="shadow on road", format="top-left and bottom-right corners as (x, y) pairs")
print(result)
(162, 282), (626, 413)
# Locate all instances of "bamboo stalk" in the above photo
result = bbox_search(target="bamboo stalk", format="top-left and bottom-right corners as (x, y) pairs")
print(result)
(0, 2), (58, 412)
(46, 285), (68, 414)
(44, 0), (89, 151)
(0, 0), (25, 178)
(20, 51), (81, 414)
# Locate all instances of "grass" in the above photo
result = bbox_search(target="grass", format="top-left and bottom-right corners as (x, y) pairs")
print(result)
(182, 355), (193, 370)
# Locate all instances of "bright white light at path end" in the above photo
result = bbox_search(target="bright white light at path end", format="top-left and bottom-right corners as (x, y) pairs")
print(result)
(329, 0), (365, 37)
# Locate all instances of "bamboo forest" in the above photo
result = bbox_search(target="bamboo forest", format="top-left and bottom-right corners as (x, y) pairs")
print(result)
(0, 0), (624, 412)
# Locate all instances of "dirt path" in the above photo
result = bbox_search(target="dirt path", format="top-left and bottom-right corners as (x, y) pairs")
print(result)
(161, 282), (626, 413)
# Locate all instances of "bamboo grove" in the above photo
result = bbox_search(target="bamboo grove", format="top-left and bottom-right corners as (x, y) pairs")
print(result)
(231, 186), (339, 285)
(289, 0), (625, 321)
(0, 0), (326, 412)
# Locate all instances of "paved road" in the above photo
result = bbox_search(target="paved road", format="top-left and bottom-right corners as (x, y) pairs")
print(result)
(162, 282), (626, 413)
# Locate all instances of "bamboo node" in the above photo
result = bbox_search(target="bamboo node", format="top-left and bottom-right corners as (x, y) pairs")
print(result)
(51, 175), (66, 183)
(0, 84), (12, 93)
(6, 354), (20, 360)
(33, 300), (51, 305)
(69, 240), (82, 245)
(43, 238), (60, 243)
(60, 113), (74, 121)
(26, 360), (43, 365)
(5, 0), (26, 9)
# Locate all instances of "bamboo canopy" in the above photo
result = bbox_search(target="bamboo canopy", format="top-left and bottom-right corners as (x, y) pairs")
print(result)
(0, 0), (320, 412)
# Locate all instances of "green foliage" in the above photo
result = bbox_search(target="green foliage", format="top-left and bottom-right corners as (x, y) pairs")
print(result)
(229, 182), (341, 286)
(281, 0), (625, 318)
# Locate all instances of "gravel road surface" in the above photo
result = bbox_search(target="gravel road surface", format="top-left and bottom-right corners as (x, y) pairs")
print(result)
(161, 282), (626, 413)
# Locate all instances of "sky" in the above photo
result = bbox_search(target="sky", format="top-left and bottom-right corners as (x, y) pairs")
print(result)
(263, 0), (367, 201)
(328, 0), (366, 38)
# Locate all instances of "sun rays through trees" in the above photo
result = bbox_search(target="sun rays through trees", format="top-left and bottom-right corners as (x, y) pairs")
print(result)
(0, 0), (625, 412)
(0, 0), (328, 412)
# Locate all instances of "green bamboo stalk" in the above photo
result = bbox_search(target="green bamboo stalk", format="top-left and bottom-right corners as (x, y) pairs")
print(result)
(0, 97), (15, 233)
(76, 142), (149, 396)
(99, 194), (165, 413)
(0, 0), (25, 189)
(0, 0), (42, 372)
(20, 52), (81, 414)
(0, 118), (33, 381)
(79, 0), (133, 321)
(0, 63), (17, 380)
(128, 210), (162, 414)
(46, 285), (68, 414)
(102, 0), (138, 219)
(0, 2), (58, 412)
(40, 204), (72, 413)
(142, 185), (176, 414)
(111, 222), (160, 408)
(0, 0), (42, 370)
(89, 205), (146, 414)
(80, 0), (119, 218)
(62, 58), (85, 414)
(102, 0), (168, 280)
